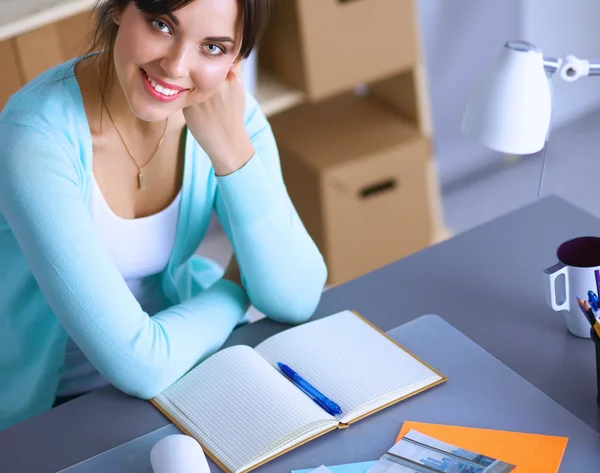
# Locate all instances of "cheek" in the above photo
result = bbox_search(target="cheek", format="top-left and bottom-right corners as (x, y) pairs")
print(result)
(114, 28), (158, 73)
(114, 28), (139, 66)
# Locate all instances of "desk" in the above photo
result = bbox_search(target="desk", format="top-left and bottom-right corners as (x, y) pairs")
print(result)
(2, 194), (599, 472)
(56, 314), (600, 472)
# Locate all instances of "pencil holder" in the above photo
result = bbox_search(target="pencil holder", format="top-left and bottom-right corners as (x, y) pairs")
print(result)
(591, 328), (600, 407)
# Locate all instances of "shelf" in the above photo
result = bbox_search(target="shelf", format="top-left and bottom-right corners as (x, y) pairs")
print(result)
(255, 69), (304, 117)
(0, 0), (95, 42)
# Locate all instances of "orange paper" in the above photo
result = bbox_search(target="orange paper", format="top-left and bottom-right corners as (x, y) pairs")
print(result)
(396, 422), (568, 473)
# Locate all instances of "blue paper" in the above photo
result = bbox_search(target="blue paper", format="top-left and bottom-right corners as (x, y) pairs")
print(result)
(292, 460), (377, 473)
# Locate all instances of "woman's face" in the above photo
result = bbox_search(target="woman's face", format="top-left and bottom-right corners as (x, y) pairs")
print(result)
(113, 0), (241, 122)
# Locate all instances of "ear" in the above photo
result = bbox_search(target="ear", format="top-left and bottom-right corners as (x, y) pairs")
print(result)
(113, 15), (121, 25)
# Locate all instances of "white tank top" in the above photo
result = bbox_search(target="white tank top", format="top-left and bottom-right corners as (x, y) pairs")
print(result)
(56, 175), (181, 397)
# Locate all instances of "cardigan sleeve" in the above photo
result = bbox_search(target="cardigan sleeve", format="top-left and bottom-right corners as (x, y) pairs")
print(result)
(213, 93), (328, 324)
(0, 121), (251, 400)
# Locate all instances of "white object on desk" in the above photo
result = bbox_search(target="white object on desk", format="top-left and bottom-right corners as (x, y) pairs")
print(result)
(543, 236), (600, 339)
(150, 434), (210, 473)
(544, 261), (596, 339)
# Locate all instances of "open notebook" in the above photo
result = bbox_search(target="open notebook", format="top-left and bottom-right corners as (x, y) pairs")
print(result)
(151, 310), (446, 473)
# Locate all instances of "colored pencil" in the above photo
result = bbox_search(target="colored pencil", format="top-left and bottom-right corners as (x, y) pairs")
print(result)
(577, 297), (600, 338)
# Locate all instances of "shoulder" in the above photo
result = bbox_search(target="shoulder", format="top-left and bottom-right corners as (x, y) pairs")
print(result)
(0, 58), (90, 168)
(0, 58), (91, 189)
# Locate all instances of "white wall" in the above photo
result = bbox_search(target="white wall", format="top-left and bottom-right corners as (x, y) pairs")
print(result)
(521, 0), (600, 129)
(417, 0), (521, 186)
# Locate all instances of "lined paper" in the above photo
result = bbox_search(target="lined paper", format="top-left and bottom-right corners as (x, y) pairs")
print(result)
(255, 311), (442, 422)
(154, 345), (335, 473)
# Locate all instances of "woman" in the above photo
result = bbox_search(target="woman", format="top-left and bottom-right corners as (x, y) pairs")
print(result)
(0, 0), (327, 430)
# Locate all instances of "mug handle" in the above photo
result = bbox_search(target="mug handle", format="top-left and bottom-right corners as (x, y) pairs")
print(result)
(543, 262), (570, 311)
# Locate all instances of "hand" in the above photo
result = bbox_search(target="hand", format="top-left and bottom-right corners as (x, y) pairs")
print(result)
(183, 64), (255, 176)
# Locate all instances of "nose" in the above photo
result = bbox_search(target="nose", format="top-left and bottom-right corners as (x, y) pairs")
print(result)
(159, 43), (194, 79)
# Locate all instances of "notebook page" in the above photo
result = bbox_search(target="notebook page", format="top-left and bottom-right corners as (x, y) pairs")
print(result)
(153, 345), (336, 473)
(254, 311), (442, 423)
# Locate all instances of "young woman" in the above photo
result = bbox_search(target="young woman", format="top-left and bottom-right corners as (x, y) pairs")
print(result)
(0, 0), (327, 430)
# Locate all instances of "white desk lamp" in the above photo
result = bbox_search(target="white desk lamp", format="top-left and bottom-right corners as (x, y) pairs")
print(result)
(461, 40), (600, 196)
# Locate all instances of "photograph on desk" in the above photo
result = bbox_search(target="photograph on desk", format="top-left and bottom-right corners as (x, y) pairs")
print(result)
(150, 310), (446, 473)
(369, 430), (516, 473)
(395, 421), (568, 473)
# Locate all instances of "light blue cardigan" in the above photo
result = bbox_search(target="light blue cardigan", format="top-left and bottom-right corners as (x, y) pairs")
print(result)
(0, 58), (327, 430)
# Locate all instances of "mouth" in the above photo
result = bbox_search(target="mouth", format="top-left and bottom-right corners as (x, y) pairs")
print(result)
(141, 68), (189, 103)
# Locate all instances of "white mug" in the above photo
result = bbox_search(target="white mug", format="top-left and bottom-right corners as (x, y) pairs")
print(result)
(544, 236), (600, 338)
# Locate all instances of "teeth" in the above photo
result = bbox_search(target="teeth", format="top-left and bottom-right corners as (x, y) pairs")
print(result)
(145, 71), (180, 97)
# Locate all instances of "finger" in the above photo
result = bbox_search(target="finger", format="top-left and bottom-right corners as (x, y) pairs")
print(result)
(227, 62), (243, 81)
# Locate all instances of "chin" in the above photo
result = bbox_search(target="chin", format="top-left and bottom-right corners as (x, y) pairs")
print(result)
(125, 92), (175, 122)
(130, 105), (173, 123)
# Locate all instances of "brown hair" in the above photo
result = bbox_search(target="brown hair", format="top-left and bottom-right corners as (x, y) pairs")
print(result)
(77, 0), (270, 95)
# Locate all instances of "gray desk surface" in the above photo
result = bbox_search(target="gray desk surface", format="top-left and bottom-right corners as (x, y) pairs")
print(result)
(2, 194), (600, 472)
(56, 315), (600, 473)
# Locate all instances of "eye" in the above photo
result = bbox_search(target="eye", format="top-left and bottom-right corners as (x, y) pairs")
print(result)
(204, 43), (225, 56)
(151, 19), (171, 34)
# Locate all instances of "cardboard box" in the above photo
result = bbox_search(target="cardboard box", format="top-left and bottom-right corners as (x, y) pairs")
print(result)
(11, 10), (92, 85)
(367, 67), (432, 137)
(14, 23), (66, 83)
(56, 11), (93, 60)
(269, 93), (434, 285)
(0, 40), (24, 109)
(259, 0), (418, 101)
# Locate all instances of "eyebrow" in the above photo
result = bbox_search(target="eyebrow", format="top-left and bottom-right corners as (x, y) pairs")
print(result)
(164, 13), (235, 43)
(205, 36), (235, 43)
(166, 12), (180, 25)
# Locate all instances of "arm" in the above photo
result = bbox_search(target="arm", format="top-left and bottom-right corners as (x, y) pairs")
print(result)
(213, 93), (328, 324)
(0, 122), (250, 399)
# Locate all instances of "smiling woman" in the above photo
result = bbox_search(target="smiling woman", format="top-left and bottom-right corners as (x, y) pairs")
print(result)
(0, 0), (327, 431)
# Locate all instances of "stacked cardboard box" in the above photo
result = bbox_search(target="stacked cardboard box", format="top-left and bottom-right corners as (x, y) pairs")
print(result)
(260, 0), (444, 284)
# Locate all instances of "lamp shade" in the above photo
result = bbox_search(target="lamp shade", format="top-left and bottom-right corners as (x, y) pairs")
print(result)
(461, 41), (552, 155)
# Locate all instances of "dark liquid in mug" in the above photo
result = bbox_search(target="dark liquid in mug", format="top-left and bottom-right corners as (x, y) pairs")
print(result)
(557, 237), (600, 268)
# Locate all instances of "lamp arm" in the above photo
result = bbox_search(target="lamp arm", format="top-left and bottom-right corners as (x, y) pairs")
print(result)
(546, 55), (600, 82)
(588, 60), (600, 76)
(543, 57), (561, 76)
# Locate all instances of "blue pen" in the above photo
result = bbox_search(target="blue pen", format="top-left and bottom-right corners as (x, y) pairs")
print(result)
(277, 362), (342, 416)
(588, 290), (599, 311)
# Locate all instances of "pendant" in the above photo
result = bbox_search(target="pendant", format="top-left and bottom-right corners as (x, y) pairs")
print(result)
(138, 170), (146, 190)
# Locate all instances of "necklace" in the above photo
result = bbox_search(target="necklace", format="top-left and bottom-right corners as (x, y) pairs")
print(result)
(103, 103), (168, 190)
